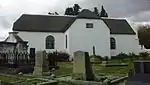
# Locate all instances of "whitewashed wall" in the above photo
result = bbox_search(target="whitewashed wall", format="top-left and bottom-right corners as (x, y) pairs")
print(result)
(16, 32), (65, 53)
(67, 19), (111, 57)
(110, 34), (141, 56)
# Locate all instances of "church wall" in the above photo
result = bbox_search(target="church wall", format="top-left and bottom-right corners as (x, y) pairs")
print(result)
(110, 34), (141, 56)
(66, 18), (111, 57)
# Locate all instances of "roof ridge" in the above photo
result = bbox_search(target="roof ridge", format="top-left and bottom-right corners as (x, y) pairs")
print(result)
(22, 14), (77, 18)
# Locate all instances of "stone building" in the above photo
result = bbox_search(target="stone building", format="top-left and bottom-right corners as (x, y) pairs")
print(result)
(0, 32), (28, 53)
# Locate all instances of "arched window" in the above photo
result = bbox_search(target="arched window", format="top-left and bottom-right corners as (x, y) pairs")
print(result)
(46, 35), (55, 49)
(110, 37), (116, 49)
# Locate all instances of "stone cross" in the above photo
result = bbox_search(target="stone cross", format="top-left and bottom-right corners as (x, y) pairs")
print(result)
(73, 51), (94, 81)
(33, 51), (49, 76)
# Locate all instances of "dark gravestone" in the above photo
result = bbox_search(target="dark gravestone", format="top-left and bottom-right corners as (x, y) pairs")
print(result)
(73, 51), (94, 81)
(126, 60), (150, 85)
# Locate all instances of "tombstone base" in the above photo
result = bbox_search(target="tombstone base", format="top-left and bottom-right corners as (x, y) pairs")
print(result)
(33, 66), (49, 76)
(72, 73), (85, 80)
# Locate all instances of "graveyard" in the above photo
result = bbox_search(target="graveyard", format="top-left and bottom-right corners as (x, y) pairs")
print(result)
(0, 50), (150, 85)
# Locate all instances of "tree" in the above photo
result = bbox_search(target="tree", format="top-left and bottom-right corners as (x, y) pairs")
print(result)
(100, 5), (108, 17)
(65, 7), (74, 15)
(138, 25), (150, 49)
(55, 12), (59, 15)
(64, 4), (81, 15)
(73, 4), (81, 15)
(93, 7), (99, 16)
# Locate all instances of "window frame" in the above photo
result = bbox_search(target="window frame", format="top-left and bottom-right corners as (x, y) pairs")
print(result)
(46, 35), (55, 49)
(110, 37), (116, 50)
(86, 23), (93, 28)
(65, 35), (67, 49)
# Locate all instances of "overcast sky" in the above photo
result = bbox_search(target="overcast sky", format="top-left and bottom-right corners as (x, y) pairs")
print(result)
(0, 0), (150, 40)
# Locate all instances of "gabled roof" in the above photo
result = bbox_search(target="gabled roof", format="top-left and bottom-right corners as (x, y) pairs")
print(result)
(4, 32), (28, 43)
(13, 9), (136, 35)
(13, 14), (76, 32)
(102, 18), (136, 35)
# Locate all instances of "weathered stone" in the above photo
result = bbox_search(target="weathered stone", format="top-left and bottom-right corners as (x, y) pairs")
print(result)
(126, 60), (150, 85)
(73, 51), (94, 81)
(33, 51), (49, 76)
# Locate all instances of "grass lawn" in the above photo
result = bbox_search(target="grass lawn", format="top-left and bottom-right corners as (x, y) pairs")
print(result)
(0, 74), (46, 84)
(0, 74), (27, 83)
(55, 60), (133, 76)
(0, 60), (133, 83)
(55, 62), (73, 76)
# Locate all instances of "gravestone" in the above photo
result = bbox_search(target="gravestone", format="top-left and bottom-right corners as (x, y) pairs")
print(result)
(33, 51), (49, 76)
(73, 51), (94, 81)
(126, 60), (150, 85)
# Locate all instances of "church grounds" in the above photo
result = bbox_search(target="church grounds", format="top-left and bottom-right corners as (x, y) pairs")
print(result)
(0, 60), (131, 85)
(0, 51), (150, 85)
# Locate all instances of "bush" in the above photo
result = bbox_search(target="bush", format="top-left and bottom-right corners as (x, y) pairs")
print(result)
(139, 51), (150, 59)
(111, 52), (128, 60)
(47, 51), (70, 70)
(103, 56), (109, 61)
(128, 52), (139, 60)
(90, 55), (102, 63)
(47, 51), (70, 62)
(14, 66), (34, 74)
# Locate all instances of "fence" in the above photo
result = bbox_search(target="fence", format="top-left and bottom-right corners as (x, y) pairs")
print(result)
(0, 52), (35, 68)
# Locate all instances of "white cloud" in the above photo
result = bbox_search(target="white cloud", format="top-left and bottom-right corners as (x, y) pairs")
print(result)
(0, 0), (150, 39)
(129, 11), (150, 22)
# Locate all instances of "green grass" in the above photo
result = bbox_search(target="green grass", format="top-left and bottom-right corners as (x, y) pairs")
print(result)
(0, 60), (133, 83)
(93, 61), (133, 75)
(55, 62), (73, 76)
(0, 74), (46, 84)
(0, 74), (26, 83)
(55, 60), (133, 76)
(24, 79), (47, 85)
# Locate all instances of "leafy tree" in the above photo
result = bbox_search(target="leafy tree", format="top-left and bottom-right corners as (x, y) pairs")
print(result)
(93, 7), (99, 16)
(100, 5), (108, 17)
(73, 4), (81, 15)
(65, 4), (81, 15)
(65, 7), (74, 15)
(55, 12), (59, 15)
(138, 25), (150, 49)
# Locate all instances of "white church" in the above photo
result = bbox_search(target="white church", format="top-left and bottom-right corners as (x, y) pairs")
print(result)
(10, 9), (140, 57)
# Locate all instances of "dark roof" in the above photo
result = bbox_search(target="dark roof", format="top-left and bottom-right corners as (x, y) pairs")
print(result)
(13, 14), (76, 32)
(102, 18), (136, 35)
(77, 9), (100, 19)
(13, 10), (135, 35)
(0, 41), (17, 45)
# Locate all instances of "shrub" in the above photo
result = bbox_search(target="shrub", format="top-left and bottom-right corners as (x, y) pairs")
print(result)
(128, 52), (139, 60)
(103, 56), (109, 61)
(90, 55), (102, 63)
(47, 51), (70, 62)
(47, 51), (70, 70)
(111, 52), (128, 60)
(139, 51), (150, 59)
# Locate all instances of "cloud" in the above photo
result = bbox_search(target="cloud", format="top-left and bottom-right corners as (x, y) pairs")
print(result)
(80, 0), (150, 17)
(129, 11), (150, 22)
(0, 0), (150, 39)
(0, 28), (11, 41)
